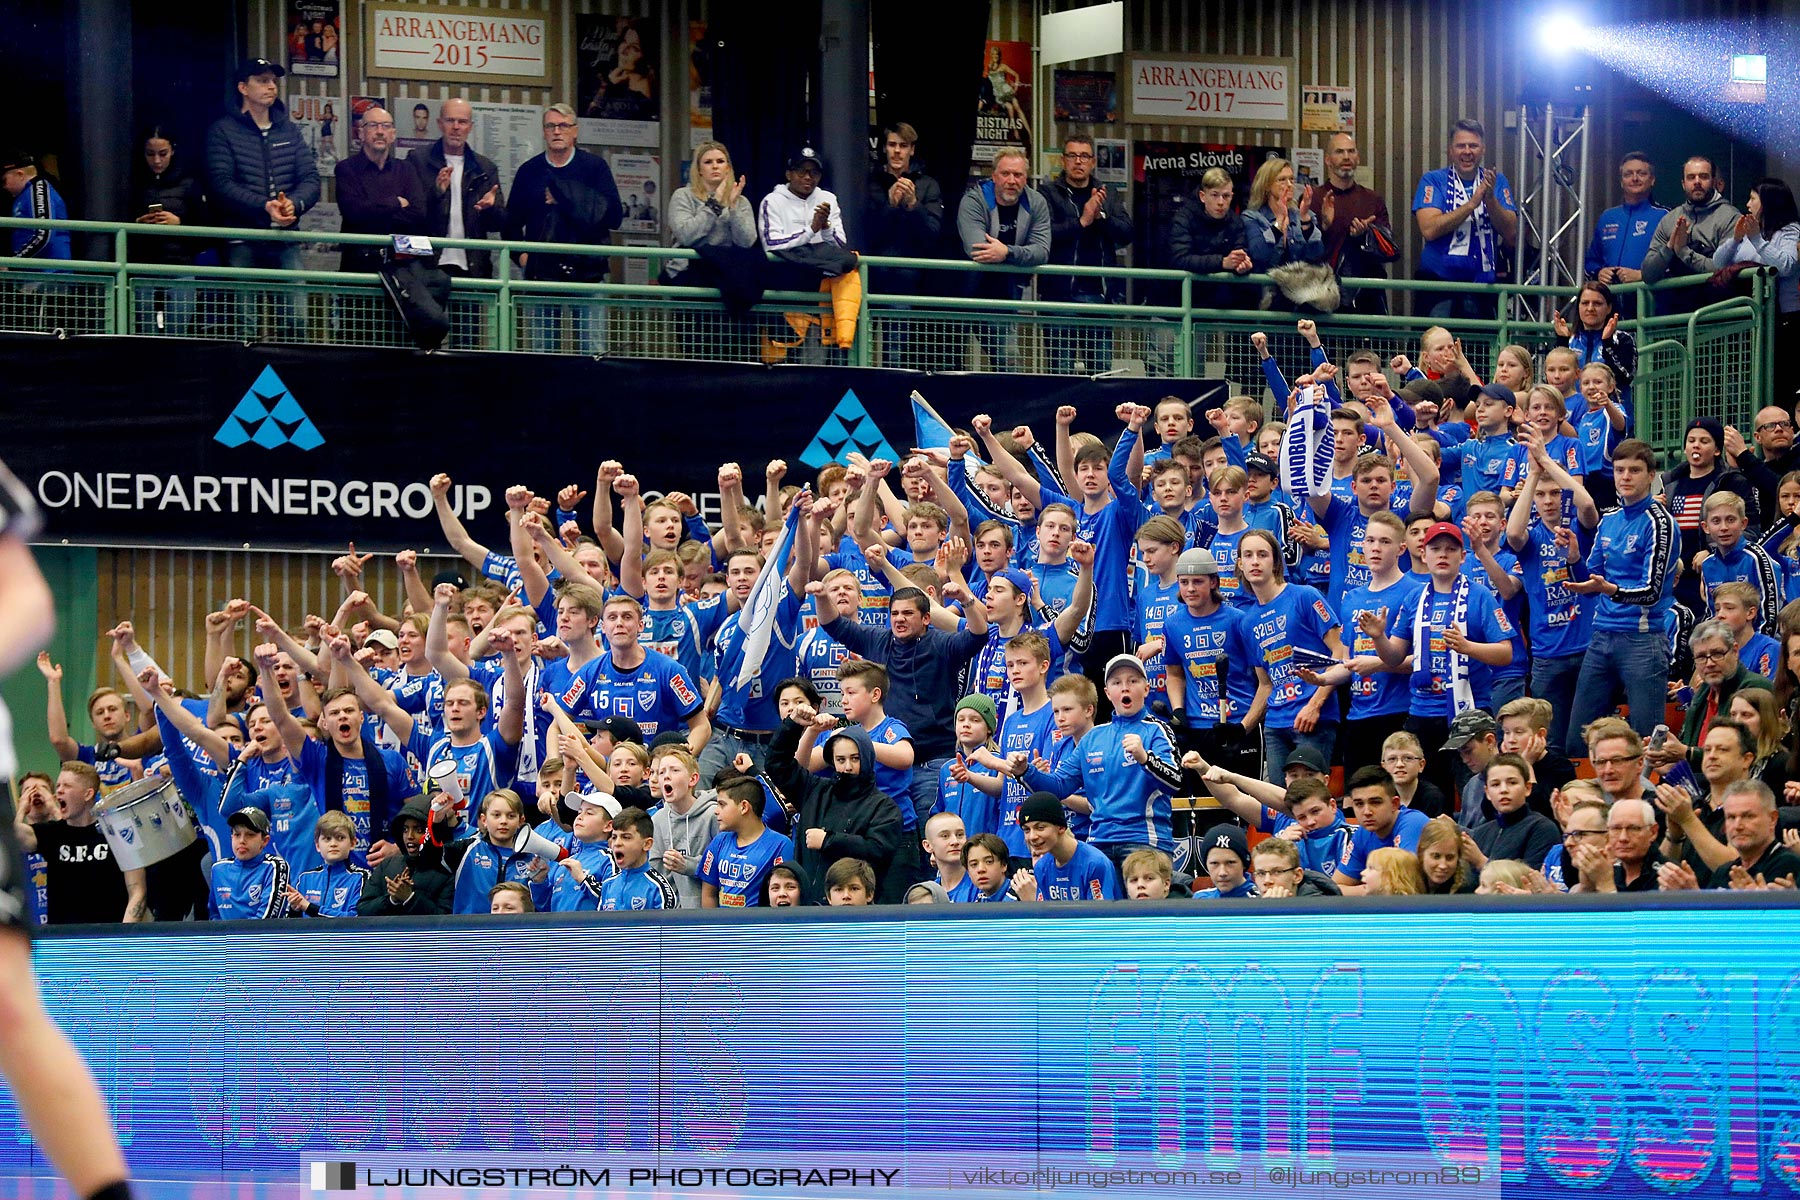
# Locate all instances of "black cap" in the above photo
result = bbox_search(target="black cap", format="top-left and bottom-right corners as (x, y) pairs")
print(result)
(0, 148), (35, 173)
(1285, 745), (1329, 775)
(227, 808), (271, 834)
(1243, 451), (1277, 476)
(597, 715), (644, 746)
(788, 146), (824, 170)
(1019, 791), (1069, 829)
(235, 57), (287, 83)
(429, 568), (468, 591)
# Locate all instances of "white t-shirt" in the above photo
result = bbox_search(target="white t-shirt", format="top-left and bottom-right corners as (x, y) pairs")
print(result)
(440, 152), (468, 270)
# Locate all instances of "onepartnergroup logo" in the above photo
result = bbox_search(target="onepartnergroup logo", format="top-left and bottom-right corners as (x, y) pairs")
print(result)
(214, 365), (325, 450)
(310, 1161), (356, 1191)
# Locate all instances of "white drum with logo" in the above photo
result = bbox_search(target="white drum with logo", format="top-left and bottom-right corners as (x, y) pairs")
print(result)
(93, 775), (199, 871)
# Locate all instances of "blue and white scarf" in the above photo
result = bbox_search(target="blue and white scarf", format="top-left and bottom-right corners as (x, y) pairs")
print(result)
(1416, 572), (1477, 717)
(1281, 386), (1335, 502)
(1442, 171), (1495, 274)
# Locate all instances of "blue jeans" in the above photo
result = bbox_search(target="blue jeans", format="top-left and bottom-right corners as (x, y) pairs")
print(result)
(521, 299), (604, 354)
(1531, 652), (1585, 756)
(1262, 724), (1337, 785)
(225, 240), (302, 336)
(910, 756), (949, 833)
(1489, 674), (1528, 714)
(696, 726), (773, 790)
(1569, 629), (1670, 741)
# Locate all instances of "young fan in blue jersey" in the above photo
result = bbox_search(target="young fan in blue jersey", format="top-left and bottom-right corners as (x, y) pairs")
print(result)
(981, 636), (1065, 859)
(920, 812), (969, 897)
(1162, 547), (1271, 782)
(1451, 384), (1521, 501)
(1697, 491), (1784, 629)
(1503, 436), (1602, 755)
(586, 595), (711, 748)
(598, 807), (680, 910)
(1460, 493), (1529, 711)
(1018, 652), (1184, 871)
(1131, 515), (1186, 697)
(549, 792), (621, 912)
(1332, 766), (1430, 893)
(1014, 792), (1121, 901)
(619, 541), (716, 690)
(1295, 511), (1422, 776)
(964, 556), (1090, 725)
(955, 833), (1018, 902)
(1712, 585), (1781, 680)
(1192, 824), (1257, 899)
(38, 663), (142, 794)
(938, 696), (1008, 848)
(285, 811), (368, 918)
(699, 777), (792, 908)
(1565, 439), (1681, 740)
(1573, 362), (1631, 508)
(1235, 529), (1346, 783)
(1366, 522), (1518, 795)
(1502, 386), (1583, 505)
(446, 788), (571, 914)
(209, 808), (289, 920)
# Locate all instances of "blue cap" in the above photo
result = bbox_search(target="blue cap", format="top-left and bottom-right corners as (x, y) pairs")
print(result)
(992, 568), (1034, 600)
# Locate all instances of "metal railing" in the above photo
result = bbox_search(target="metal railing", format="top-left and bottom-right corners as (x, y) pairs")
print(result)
(0, 216), (1773, 446)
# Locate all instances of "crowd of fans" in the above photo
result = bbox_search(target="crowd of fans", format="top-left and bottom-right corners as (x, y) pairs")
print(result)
(15, 296), (1800, 917)
(7, 57), (1800, 922)
(4, 58), (1796, 378)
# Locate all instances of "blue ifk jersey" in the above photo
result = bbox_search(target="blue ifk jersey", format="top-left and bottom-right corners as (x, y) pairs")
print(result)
(587, 648), (704, 740)
(1033, 841), (1121, 901)
(295, 861), (368, 917)
(549, 839), (617, 912)
(641, 601), (714, 686)
(405, 727), (520, 839)
(1242, 585), (1341, 731)
(1337, 808), (1430, 881)
(1339, 575), (1426, 720)
(698, 827), (792, 907)
(1160, 602), (1260, 725)
(713, 586), (804, 731)
(1133, 570), (1183, 696)
(933, 751), (1005, 839)
(601, 863), (680, 910)
(997, 700), (1059, 858)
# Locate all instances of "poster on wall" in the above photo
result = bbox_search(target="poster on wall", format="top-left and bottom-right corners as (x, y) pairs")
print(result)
(1301, 84), (1355, 133)
(393, 101), (436, 158)
(1053, 70), (1117, 123)
(287, 94), (342, 177)
(1133, 140), (1284, 294)
(286, 0), (342, 78)
(1125, 54), (1294, 129)
(1094, 137), (1128, 185)
(973, 40), (1033, 174)
(688, 21), (713, 151)
(1289, 146), (1325, 189)
(364, 3), (553, 89)
(349, 96), (388, 151)
(576, 14), (661, 147)
(612, 154), (662, 236)
(467, 103), (544, 192)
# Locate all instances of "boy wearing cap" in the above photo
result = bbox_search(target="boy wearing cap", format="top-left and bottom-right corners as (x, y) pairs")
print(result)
(1017, 653), (1183, 872)
(1, 150), (70, 261)
(1443, 710), (1502, 825)
(1332, 765), (1430, 893)
(1451, 384), (1522, 500)
(1241, 453), (1306, 576)
(549, 792), (620, 912)
(1014, 792), (1121, 901)
(1192, 824), (1257, 898)
(209, 808), (290, 920)
(599, 806), (680, 910)
(1366, 521), (1517, 795)
(699, 778), (793, 908)
(1162, 547), (1269, 781)
(1296, 510), (1422, 775)
(965, 561), (1091, 725)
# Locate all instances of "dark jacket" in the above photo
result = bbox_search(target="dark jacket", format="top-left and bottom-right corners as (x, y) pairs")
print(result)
(1041, 174), (1133, 300)
(407, 138), (508, 277)
(504, 149), (623, 282)
(1470, 808), (1563, 870)
(1294, 869), (1342, 897)
(823, 616), (987, 759)
(863, 166), (944, 292)
(131, 161), (209, 264)
(1167, 200), (1252, 310)
(335, 151), (427, 272)
(1681, 663), (1773, 766)
(204, 99), (322, 229)
(765, 721), (904, 902)
(358, 797), (455, 916)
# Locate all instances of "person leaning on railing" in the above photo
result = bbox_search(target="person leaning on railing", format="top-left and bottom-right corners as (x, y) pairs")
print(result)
(1166, 166), (1252, 311)
(0, 149), (71, 262)
(955, 149), (1050, 371)
(1712, 177), (1799, 407)
(663, 139), (758, 303)
(406, 99), (506, 279)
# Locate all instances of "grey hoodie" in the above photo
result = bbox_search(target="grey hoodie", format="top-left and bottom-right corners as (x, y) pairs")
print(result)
(652, 791), (719, 909)
(1641, 191), (1743, 283)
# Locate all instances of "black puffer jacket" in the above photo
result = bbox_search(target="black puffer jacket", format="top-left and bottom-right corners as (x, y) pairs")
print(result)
(204, 100), (322, 229)
(358, 797), (454, 917)
(764, 720), (904, 902)
(1167, 198), (1252, 310)
(131, 159), (209, 264)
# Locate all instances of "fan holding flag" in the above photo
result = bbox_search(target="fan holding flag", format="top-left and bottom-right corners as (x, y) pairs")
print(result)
(696, 486), (820, 785)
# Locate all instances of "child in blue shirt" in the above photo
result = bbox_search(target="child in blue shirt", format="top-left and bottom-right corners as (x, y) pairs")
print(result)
(287, 810), (368, 917)
(1193, 824), (1257, 899)
(209, 808), (289, 920)
(954, 833), (1018, 902)
(698, 778), (793, 908)
(600, 807), (680, 910)
(938, 696), (1008, 848)
(1016, 792), (1121, 901)
(549, 793), (620, 912)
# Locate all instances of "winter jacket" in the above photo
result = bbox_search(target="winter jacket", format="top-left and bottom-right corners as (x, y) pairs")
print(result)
(504, 149), (623, 282)
(1041, 175), (1133, 300)
(131, 162), (209, 264)
(863, 166), (944, 292)
(406, 138), (508, 276)
(956, 182), (1052, 298)
(650, 793), (719, 909)
(1167, 200), (1252, 310)
(204, 100), (322, 229)
(358, 798), (455, 916)
(1242, 205), (1324, 270)
(765, 721), (905, 902)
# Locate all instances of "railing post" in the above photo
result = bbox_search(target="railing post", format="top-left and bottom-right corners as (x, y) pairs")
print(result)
(496, 249), (514, 353)
(112, 228), (130, 334)
(1177, 274), (1193, 378)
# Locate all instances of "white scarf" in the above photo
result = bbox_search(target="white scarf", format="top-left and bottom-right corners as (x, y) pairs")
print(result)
(1281, 387), (1335, 502)
(1442, 171), (1495, 273)
(1416, 574), (1476, 717)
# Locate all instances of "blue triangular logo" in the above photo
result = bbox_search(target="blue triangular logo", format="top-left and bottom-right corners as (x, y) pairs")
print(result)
(213, 366), (324, 451)
(799, 390), (897, 469)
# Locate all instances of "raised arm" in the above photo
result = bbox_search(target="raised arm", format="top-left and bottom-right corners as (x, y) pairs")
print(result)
(488, 628), (526, 748)
(395, 549), (433, 618)
(429, 472), (494, 571)
(1504, 460), (1539, 553)
(939, 546), (989, 637)
(333, 634), (415, 743)
(143, 662), (235, 770)
(591, 460), (628, 566)
(526, 516), (592, 586)
(1054, 406), (1078, 488)
(973, 416), (1045, 511)
(246, 605), (322, 679)
(35, 653), (80, 761)
(425, 585), (472, 684)
(202, 601), (246, 689)
(1053, 540), (1097, 647)
(505, 487), (552, 609)
(787, 491), (818, 597)
(618, 483), (647, 597)
(251, 642), (309, 758)
(1371, 383), (1439, 514)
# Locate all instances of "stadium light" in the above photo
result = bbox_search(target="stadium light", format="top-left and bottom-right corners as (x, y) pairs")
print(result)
(1537, 11), (1586, 56)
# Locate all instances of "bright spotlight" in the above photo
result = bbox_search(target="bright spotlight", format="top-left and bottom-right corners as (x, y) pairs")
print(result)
(1538, 11), (1585, 56)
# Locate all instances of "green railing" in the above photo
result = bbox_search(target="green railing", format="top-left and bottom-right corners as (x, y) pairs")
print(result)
(0, 216), (1773, 446)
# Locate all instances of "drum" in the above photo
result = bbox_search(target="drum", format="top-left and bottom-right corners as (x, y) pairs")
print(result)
(93, 775), (199, 871)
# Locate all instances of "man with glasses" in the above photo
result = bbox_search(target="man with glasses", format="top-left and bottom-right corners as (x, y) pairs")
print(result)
(1644, 620), (1770, 774)
(1568, 798), (1663, 893)
(1043, 135), (1133, 372)
(1540, 796), (1609, 890)
(1742, 406), (1800, 520)
(1582, 718), (1654, 806)
(505, 103), (622, 351)
(334, 107), (425, 273)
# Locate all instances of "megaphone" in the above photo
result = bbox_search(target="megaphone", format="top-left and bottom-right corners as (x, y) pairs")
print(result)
(426, 759), (467, 828)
